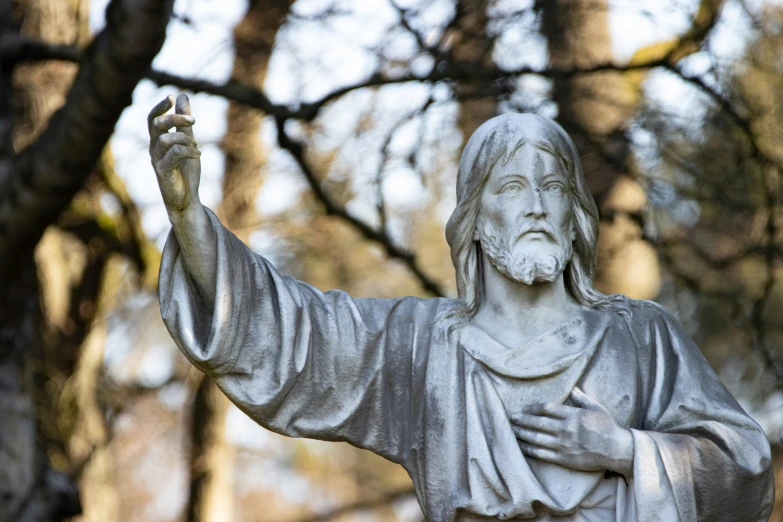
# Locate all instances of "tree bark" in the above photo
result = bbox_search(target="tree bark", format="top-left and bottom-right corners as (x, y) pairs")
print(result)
(0, 0), (173, 519)
(16, 0), (90, 452)
(0, 4), (79, 520)
(540, 0), (660, 299)
(16, 4), (121, 521)
(540, 0), (723, 300)
(451, 0), (498, 139)
(0, 0), (174, 275)
(63, 251), (124, 522)
(187, 2), (292, 521)
(187, 374), (234, 522)
(217, 0), (292, 242)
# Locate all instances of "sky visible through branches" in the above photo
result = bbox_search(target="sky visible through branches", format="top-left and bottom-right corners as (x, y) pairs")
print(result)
(79, 0), (783, 519)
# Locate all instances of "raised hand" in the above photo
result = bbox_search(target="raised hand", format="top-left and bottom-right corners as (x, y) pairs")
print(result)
(147, 93), (217, 308)
(510, 388), (634, 477)
(148, 94), (201, 213)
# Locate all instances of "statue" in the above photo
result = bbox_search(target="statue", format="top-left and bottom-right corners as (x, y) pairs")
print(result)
(149, 94), (774, 521)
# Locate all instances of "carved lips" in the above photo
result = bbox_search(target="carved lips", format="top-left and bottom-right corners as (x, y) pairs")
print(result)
(517, 224), (558, 243)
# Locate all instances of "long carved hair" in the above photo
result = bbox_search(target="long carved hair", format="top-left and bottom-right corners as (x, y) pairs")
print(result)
(444, 114), (623, 319)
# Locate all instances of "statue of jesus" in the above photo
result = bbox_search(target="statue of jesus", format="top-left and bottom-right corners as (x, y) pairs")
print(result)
(148, 94), (774, 521)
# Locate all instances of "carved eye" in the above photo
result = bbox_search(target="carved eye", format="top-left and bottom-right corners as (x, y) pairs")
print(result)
(545, 182), (566, 193)
(500, 183), (522, 194)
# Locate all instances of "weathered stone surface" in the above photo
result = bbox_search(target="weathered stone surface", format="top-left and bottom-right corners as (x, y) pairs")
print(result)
(151, 108), (774, 521)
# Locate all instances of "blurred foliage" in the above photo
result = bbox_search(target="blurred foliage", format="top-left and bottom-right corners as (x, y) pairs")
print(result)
(5, 0), (783, 520)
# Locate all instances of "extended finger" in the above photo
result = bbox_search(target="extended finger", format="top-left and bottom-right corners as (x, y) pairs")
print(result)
(510, 413), (562, 435)
(157, 145), (201, 174)
(525, 402), (573, 419)
(512, 426), (560, 449)
(569, 387), (609, 413)
(153, 132), (198, 161)
(152, 114), (195, 135)
(518, 442), (563, 465)
(148, 95), (174, 137)
(175, 94), (195, 139)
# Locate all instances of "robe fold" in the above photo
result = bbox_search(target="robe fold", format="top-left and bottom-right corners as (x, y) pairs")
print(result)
(159, 209), (774, 521)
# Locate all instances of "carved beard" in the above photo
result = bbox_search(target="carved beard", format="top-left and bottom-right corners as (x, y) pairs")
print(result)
(475, 219), (572, 285)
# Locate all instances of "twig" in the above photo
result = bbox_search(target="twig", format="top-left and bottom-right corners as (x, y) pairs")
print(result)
(290, 487), (416, 522)
(274, 116), (445, 297)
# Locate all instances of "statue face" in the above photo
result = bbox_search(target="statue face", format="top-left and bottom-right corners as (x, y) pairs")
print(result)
(474, 144), (574, 285)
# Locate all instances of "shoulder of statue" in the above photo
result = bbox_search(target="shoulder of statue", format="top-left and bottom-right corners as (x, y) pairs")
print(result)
(584, 296), (675, 344)
(625, 297), (671, 320)
(609, 297), (685, 348)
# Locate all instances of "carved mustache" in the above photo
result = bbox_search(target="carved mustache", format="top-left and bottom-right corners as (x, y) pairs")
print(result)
(516, 223), (558, 243)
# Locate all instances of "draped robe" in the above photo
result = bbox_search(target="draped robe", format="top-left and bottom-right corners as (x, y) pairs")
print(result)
(159, 210), (774, 521)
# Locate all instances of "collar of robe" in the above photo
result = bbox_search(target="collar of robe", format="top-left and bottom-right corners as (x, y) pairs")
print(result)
(457, 307), (612, 380)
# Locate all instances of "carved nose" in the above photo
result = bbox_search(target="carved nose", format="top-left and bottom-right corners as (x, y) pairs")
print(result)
(526, 187), (546, 217)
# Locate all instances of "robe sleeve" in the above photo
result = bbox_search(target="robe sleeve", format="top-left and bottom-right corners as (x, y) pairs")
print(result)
(158, 209), (422, 465)
(629, 302), (774, 522)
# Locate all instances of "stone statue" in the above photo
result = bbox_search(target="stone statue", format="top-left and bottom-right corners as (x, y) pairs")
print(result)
(148, 94), (774, 521)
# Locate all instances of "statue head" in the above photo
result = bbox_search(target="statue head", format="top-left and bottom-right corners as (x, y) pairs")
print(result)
(446, 114), (611, 316)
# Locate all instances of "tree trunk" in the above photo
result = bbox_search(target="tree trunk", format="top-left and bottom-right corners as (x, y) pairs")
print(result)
(217, 0), (293, 242)
(540, 0), (660, 299)
(0, 1), (85, 519)
(1, 0), (174, 271)
(0, 0), (173, 519)
(18, 0), (89, 445)
(187, 2), (292, 521)
(187, 374), (234, 522)
(63, 250), (124, 522)
(451, 0), (498, 139)
(15, 3), (129, 521)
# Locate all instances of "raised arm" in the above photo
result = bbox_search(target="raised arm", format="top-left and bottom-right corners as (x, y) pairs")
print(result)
(157, 206), (426, 465)
(151, 95), (428, 463)
(148, 94), (217, 308)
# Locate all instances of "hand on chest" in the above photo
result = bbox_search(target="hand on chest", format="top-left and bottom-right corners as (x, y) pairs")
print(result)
(459, 308), (635, 427)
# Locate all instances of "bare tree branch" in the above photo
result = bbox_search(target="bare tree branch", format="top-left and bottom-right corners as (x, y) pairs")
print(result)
(290, 487), (416, 522)
(374, 95), (437, 236)
(14, 31), (774, 301)
(676, 0), (725, 58)
(649, 234), (783, 380)
(10, 4), (779, 306)
(0, 0), (174, 276)
(644, 0), (726, 64)
(274, 116), (446, 297)
(148, 69), (280, 114)
(3, 33), (697, 116)
(386, 0), (440, 58)
(97, 150), (160, 287)
(10, 32), (755, 132)
(750, 164), (783, 377)
(0, 34), (80, 63)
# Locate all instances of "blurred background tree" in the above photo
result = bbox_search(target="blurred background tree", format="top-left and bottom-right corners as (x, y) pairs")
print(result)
(2, 0), (782, 520)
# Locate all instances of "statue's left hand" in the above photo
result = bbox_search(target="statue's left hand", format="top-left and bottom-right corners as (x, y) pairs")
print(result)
(510, 388), (634, 477)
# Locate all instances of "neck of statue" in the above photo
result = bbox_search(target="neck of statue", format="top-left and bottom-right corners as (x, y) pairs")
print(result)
(473, 253), (579, 329)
